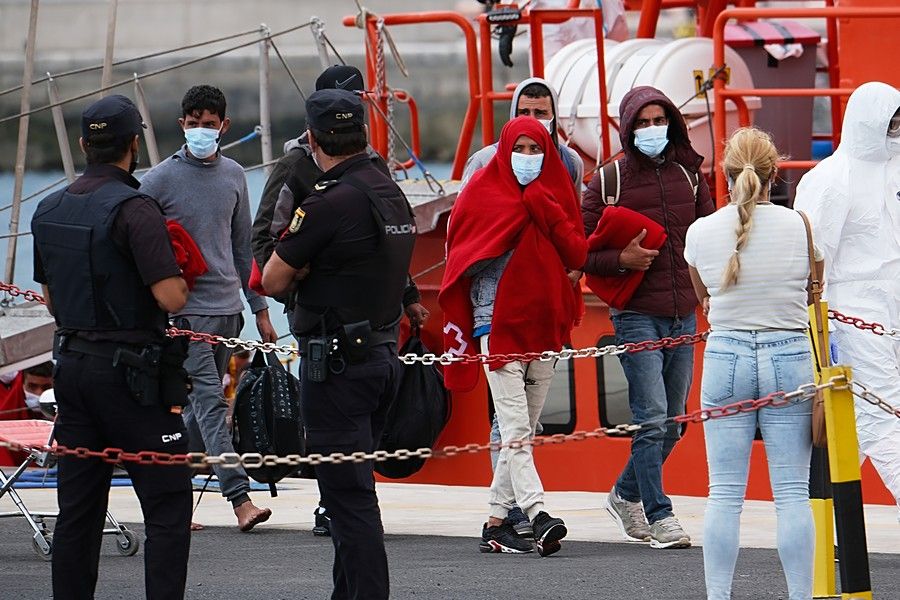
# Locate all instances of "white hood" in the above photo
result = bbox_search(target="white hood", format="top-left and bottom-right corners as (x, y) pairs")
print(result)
(838, 81), (900, 163)
(794, 82), (900, 320)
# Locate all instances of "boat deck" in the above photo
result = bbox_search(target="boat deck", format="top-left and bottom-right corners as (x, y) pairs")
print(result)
(2, 479), (897, 599)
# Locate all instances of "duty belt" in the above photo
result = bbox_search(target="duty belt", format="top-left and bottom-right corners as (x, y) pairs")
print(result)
(55, 333), (142, 360)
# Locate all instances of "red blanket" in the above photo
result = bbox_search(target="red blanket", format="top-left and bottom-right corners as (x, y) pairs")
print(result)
(584, 206), (666, 310)
(439, 117), (587, 391)
(166, 220), (208, 290)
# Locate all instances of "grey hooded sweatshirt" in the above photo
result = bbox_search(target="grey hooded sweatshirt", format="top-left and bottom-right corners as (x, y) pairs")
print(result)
(460, 77), (584, 189)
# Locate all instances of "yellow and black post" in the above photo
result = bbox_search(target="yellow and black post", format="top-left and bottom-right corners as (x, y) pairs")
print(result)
(808, 302), (836, 597)
(822, 363), (872, 600)
(810, 447), (835, 597)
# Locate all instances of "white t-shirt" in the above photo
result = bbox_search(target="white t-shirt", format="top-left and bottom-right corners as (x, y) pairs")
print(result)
(684, 204), (823, 330)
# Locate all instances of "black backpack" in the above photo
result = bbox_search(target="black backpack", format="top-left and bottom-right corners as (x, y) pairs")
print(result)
(232, 351), (304, 496)
(375, 332), (451, 479)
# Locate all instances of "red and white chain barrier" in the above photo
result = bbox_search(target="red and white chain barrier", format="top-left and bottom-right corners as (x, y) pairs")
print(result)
(1, 282), (896, 469)
(0, 377), (847, 469)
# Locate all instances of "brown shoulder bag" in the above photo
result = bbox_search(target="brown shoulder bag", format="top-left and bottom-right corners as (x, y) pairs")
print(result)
(798, 210), (828, 448)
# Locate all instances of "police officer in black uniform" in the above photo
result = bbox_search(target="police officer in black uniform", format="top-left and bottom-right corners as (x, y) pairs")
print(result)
(31, 95), (193, 600)
(262, 89), (416, 600)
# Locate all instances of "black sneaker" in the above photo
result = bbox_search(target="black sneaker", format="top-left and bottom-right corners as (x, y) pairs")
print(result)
(479, 522), (534, 554)
(313, 505), (331, 537)
(531, 511), (567, 557)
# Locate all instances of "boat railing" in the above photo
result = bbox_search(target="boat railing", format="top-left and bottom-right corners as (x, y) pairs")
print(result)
(711, 4), (900, 205)
(2, 9), (334, 283)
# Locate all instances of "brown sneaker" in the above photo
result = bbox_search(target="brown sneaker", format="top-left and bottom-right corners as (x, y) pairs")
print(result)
(235, 501), (272, 532)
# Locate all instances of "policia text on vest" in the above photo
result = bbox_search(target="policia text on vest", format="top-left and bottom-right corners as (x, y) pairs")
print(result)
(262, 88), (417, 600)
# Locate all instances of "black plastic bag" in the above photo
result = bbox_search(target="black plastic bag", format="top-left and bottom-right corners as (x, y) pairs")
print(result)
(375, 332), (451, 479)
(232, 351), (304, 496)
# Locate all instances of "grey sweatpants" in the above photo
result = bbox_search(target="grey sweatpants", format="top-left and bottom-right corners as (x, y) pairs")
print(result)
(180, 313), (251, 507)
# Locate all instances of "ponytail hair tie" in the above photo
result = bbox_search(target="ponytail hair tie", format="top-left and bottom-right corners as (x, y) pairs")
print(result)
(742, 164), (755, 172)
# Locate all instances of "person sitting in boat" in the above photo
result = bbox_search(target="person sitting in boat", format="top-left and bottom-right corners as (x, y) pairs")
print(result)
(440, 116), (587, 557)
(581, 85), (714, 549)
(794, 82), (900, 518)
(460, 76), (583, 538)
(685, 127), (821, 599)
(0, 361), (54, 466)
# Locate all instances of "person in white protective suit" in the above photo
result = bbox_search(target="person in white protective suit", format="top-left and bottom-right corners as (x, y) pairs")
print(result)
(794, 81), (900, 516)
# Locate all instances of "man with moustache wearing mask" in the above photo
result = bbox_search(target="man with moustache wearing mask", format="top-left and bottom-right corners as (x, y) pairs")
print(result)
(31, 95), (193, 598)
(581, 86), (714, 549)
(140, 85), (274, 532)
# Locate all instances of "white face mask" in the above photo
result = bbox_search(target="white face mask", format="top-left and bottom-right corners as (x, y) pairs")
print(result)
(634, 125), (669, 158)
(537, 119), (554, 134)
(184, 126), (221, 159)
(510, 152), (544, 186)
(888, 137), (900, 156)
(24, 390), (40, 411)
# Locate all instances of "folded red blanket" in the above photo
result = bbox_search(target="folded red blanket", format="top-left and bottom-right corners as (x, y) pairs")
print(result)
(166, 220), (208, 291)
(248, 259), (267, 296)
(584, 206), (666, 310)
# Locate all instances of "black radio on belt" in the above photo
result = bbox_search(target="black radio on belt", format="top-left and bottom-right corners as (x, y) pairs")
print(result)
(306, 337), (330, 383)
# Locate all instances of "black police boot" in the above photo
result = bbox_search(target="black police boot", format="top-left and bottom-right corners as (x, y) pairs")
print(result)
(313, 504), (331, 537)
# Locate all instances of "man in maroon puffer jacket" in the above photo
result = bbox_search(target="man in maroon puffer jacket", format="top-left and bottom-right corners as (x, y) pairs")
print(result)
(581, 86), (715, 549)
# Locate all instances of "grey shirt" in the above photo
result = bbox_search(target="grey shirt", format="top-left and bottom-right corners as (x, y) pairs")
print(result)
(139, 147), (267, 317)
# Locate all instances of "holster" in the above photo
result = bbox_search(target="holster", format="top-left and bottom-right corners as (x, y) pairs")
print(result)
(57, 333), (191, 409)
(112, 338), (192, 409)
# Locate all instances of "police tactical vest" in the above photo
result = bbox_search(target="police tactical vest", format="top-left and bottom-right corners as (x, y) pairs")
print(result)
(291, 161), (416, 335)
(32, 180), (167, 333)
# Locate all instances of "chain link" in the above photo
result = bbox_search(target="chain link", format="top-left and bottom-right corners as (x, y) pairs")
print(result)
(828, 309), (900, 341)
(0, 281), (45, 304)
(850, 380), (900, 419)
(0, 378), (844, 469)
(373, 18), (398, 172)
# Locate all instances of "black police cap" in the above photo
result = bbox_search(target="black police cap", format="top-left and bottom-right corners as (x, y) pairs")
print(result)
(315, 65), (365, 93)
(81, 94), (145, 142)
(306, 89), (365, 133)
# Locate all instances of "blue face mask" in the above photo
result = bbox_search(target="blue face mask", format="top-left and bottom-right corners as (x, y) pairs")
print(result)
(510, 152), (544, 185)
(184, 126), (221, 159)
(634, 124), (669, 158)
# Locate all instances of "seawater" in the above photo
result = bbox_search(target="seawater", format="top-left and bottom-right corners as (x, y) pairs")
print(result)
(0, 162), (452, 347)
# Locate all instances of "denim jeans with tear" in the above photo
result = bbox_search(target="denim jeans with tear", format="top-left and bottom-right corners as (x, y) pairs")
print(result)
(701, 330), (814, 600)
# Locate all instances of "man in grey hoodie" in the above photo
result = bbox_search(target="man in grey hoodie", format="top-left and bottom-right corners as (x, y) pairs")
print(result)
(461, 77), (584, 188)
(460, 77), (584, 540)
(140, 85), (274, 532)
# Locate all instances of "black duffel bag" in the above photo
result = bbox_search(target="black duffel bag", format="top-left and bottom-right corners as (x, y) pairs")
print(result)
(375, 331), (451, 479)
(232, 350), (304, 496)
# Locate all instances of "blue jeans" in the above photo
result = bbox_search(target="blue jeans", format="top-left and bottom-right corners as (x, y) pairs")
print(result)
(701, 331), (814, 600)
(611, 311), (696, 524)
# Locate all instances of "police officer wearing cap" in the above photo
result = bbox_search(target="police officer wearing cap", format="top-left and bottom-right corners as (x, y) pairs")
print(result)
(31, 95), (192, 599)
(263, 89), (416, 600)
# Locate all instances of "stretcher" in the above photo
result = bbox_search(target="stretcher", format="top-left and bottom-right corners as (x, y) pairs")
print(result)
(0, 418), (139, 560)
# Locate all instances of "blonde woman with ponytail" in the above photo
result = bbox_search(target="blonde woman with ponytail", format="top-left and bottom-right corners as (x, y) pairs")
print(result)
(684, 127), (825, 600)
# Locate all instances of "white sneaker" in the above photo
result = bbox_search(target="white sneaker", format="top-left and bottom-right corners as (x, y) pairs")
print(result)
(605, 487), (651, 542)
(649, 516), (691, 549)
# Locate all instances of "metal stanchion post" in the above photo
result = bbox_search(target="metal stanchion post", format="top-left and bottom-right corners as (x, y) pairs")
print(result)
(822, 364), (872, 600)
(47, 74), (76, 183)
(257, 24), (274, 178)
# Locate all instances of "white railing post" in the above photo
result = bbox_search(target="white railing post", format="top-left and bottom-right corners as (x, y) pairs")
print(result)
(258, 24), (274, 177)
(5, 0), (40, 284)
